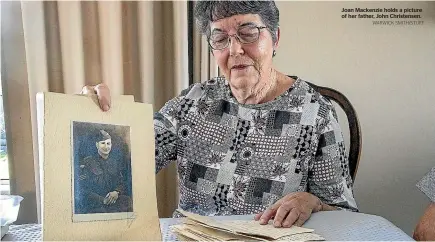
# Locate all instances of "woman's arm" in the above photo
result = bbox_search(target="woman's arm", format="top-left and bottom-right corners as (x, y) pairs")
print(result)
(413, 202), (435, 241)
(154, 84), (199, 174)
(307, 104), (358, 212)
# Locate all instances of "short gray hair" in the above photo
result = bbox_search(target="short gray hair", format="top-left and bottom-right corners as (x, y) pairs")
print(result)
(194, 0), (280, 44)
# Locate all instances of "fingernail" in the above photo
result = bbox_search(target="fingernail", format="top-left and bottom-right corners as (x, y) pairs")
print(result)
(103, 105), (109, 111)
(283, 222), (290, 227)
(260, 219), (266, 224)
(274, 221), (281, 227)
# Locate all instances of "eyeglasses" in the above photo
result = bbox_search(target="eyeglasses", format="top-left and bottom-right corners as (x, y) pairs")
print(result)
(208, 25), (267, 50)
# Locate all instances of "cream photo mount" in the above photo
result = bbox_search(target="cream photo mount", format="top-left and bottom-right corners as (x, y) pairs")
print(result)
(36, 92), (161, 241)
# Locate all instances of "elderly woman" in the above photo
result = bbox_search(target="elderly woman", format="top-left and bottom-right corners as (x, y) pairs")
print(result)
(82, 0), (358, 228)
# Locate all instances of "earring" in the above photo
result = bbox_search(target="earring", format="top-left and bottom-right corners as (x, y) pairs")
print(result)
(272, 50), (277, 57)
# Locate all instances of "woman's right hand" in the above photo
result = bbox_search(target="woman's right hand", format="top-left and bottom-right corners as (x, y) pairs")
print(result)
(81, 83), (112, 112)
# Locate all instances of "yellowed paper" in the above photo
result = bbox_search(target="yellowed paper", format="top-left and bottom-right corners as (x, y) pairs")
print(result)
(173, 230), (201, 242)
(182, 222), (263, 241)
(177, 224), (231, 241)
(178, 210), (236, 233)
(184, 220), (270, 241)
(172, 225), (212, 241)
(173, 222), (324, 241)
(177, 209), (313, 240)
(36, 92), (161, 241)
(224, 220), (314, 239)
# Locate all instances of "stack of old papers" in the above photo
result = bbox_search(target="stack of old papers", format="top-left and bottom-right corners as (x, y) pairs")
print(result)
(171, 210), (324, 241)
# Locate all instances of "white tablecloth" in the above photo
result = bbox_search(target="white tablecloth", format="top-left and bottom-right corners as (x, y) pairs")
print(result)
(159, 210), (414, 241)
(4, 211), (413, 241)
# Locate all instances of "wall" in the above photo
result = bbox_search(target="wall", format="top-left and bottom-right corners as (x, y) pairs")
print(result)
(274, 1), (435, 235)
(1, 1), (39, 223)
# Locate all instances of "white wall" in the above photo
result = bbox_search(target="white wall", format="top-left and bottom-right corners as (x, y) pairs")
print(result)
(274, 1), (435, 235)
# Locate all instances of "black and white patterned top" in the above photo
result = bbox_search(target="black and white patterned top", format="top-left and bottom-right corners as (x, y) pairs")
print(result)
(417, 166), (435, 202)
(154, 76), (358, 217)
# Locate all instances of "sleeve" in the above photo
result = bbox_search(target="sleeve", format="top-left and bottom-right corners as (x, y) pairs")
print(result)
(308, 105), (359, 212)
(78, 157), (104, 206)
(154, 84), (196, 174)
(114, 157), (127, 195)
(416, 166), (435, 202)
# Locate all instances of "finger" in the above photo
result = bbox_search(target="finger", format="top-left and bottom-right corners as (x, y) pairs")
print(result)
(294, 211), (311, 227)
(254, 212), (264, 221)
(282, 208), (301, 228)
(259, 195), (294, 225)
(273, 202), (293, 227)
(104, 194), (109, 204)
(81, 85), (96, 95)
(259, 193), (299, 225)
(94, 83), (111, 111)
(259, 203), (281, 225)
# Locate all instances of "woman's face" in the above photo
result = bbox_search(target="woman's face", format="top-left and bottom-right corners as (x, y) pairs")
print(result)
(209, 14), (278, 90)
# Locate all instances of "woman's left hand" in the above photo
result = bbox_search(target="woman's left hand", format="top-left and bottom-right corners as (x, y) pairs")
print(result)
(254, 192), (323, 228)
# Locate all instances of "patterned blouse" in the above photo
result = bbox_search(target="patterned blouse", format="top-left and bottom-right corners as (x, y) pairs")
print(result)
(154, 76), (358, 217)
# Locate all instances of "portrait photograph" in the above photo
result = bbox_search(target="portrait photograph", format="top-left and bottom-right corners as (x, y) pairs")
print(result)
(71, 121), (134, 222)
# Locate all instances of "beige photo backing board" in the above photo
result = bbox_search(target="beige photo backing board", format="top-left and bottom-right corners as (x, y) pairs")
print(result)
(36, 92), (161, 241)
